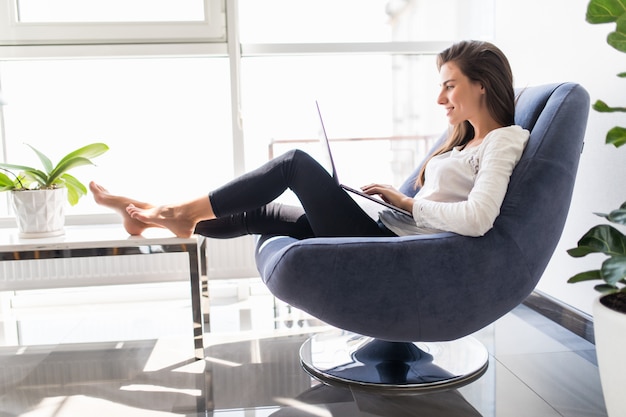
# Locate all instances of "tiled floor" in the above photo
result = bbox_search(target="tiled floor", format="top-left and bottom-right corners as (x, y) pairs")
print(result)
(0, 278), (607, 416)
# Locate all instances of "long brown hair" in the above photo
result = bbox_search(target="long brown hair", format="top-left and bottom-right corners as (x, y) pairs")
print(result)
(416, 40), (516, 186)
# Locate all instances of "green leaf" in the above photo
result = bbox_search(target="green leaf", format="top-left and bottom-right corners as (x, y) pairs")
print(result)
(0, 172), (14, 186)
(608, 207), (626, 225)
(56, 143), (109, 168)
(606, 126), (626, 146)
(24, 144), (54, 174)
(602, 255), (626, 285)
(608, 28), (626, 51)
(592, 100), (608, 111)
(596, 209), (626, 223)
(608, 13), (626, 52)
(0, 172), (16, 190)
(0, 162), (49, 186)
(48, 143), (109, 186)
(0, 162), (38, 172)
(586, 0), (626, 23)
(567, 269), (603, 283)
(592, 100), (626, 112)
(47, 157), (95, 185)
(567, 224), (626, 257)
(595, 202), (626, 225)
(60, 173), (87, 206)
(594, 283), (620, 293)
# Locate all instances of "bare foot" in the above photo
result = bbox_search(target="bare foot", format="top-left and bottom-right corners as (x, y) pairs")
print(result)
(126, 204), (197, 238)
(89, 181), (157, 236)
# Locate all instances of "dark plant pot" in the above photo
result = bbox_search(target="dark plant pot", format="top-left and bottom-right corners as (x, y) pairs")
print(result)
(600, 291), (626, 314)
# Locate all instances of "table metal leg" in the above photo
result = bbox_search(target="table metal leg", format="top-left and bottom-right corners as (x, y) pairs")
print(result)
(187, 242), (205, 360)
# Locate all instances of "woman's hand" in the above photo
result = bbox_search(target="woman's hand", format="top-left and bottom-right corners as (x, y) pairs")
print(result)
(361, 183), (414, 213)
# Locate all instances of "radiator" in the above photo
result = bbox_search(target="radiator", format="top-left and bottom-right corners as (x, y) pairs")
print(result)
(0, 235), (258, 293)
(205, 235), (258, 280)
(0, 252), (191, 291)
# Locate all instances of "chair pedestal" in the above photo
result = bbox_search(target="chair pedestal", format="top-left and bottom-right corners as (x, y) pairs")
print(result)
(300, 331), (489, 393)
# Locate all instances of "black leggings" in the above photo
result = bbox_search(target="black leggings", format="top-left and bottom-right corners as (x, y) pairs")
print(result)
(193, 149), (396, 239)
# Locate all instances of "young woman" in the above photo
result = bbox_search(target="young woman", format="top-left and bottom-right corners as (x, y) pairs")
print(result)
(91, 40), (529, 240)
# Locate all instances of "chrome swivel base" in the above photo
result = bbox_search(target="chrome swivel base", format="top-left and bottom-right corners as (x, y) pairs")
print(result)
(300, 331), (489, 393)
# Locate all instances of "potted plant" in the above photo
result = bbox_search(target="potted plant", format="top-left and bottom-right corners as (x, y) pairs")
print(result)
(567, 1), (626, 415)
(0, 142), (109, 238)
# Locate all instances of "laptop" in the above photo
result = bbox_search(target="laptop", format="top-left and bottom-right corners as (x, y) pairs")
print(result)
(315, 101), (413, 217)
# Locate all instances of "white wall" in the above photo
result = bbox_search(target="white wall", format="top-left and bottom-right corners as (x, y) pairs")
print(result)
(495, 0), (626, 314)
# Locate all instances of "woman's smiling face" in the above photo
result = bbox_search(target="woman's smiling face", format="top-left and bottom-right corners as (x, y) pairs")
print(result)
(437, 61), (485, 126)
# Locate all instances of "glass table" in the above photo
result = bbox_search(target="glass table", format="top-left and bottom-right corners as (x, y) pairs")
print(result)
(0, 225), (205, 359)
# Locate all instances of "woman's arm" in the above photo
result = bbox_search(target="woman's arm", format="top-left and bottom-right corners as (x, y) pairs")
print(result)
(412, 128), (529, 237)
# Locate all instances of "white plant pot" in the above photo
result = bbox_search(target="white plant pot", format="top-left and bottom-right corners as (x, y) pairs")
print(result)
(11, 188), (66, 238)
(593, 294), (626, 417)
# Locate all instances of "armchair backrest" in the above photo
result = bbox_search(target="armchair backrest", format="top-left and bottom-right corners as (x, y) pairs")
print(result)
(497, 83), (588, 277)
(400, 82), (589, 279)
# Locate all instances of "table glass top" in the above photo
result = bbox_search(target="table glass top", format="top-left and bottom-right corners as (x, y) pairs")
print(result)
(0, 224), (198, 251)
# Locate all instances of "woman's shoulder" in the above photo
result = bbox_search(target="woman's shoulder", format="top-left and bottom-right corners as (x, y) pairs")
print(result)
(480, 125), (530, 158)
(484, 125), (530, 146)
(488, 125), (529, 139)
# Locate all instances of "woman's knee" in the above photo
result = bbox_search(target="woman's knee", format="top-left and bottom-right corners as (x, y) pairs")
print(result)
(281, 148), (314, 164)
(276, 149), (322, 180)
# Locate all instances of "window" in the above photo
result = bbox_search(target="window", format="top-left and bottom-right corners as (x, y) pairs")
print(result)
(0, 0), (496, 222)
(0, 58), (233, 217)
(240, 54), (445, 192)
(241, 55), (395, 182)
(238, 0), (494, 189)
(0, 0), (225, 45)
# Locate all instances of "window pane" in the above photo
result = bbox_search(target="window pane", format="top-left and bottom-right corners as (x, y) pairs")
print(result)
(239, 0), (392, 43)
(0, 58), (232, 218)
(16, 0), (206, 23)
(239, 0), (494, 43)
(241, 54), (445, 193)
(388, 0), (495, 41)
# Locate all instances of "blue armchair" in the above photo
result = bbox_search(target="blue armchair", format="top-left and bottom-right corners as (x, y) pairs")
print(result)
(255, 83), (590, 392)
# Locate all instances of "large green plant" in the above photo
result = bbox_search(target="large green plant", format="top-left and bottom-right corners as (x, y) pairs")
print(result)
(585, 0), (626, 147)
(567, 0), (626, 294)
(0, 142), (109, 206)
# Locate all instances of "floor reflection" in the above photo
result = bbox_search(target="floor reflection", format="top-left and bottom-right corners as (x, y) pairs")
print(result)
(268, 384), (483, 417)
(1, 340), (210, 416)
(0, 279), (607, 416)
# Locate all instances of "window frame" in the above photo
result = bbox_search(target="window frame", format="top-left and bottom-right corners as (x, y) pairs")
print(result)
(0, 0), (226, 45)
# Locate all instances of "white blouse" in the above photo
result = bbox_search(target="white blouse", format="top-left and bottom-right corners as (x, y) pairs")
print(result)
(379, 125), (530, 237)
